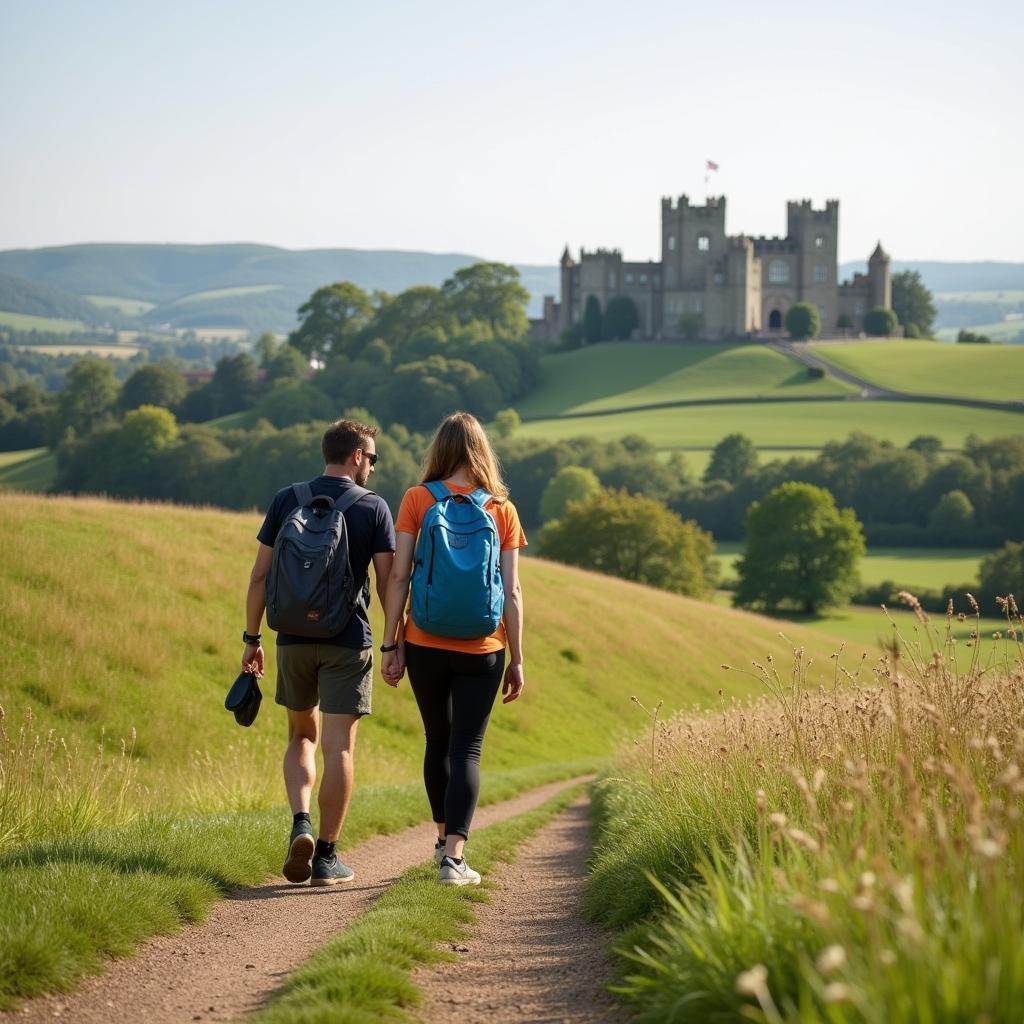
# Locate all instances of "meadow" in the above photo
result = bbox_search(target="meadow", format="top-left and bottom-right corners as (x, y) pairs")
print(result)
(587, 599), (1024, 1021)
(13, 342), (140, 358)
(515, 398), (1024, 451)
(172, 284), (283, 304)
(0, 449), (57, 492)
(813, 340), (1024, 402)
(935, 320), (1024, 343)
(0, 310), (89, 333)
(85, 295), (155, 316)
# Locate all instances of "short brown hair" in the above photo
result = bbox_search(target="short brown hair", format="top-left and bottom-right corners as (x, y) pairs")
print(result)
(322, 419), (377, 465)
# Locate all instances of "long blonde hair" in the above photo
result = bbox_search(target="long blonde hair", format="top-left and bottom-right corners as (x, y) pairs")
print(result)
(420, 412), (509, 501)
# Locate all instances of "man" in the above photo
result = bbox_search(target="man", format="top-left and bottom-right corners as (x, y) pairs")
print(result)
(242, 419), (396, 885)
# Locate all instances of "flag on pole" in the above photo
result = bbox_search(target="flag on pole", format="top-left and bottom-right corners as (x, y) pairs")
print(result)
(706, 159), (719, 171)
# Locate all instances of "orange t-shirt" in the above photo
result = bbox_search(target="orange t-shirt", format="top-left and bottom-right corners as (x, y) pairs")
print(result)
(395, 481), (527, 654)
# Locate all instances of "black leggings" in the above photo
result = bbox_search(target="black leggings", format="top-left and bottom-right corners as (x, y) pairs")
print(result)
(405, 642), (505, 839)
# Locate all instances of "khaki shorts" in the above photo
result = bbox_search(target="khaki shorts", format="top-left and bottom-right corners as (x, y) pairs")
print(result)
(275, 644), (373, 716)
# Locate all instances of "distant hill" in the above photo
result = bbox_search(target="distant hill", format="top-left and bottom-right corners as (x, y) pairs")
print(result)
(0, 273), (106, 326)
(1, 243), (1020, 335)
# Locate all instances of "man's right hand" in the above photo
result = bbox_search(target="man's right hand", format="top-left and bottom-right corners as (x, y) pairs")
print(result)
(242, 642), (264, 677)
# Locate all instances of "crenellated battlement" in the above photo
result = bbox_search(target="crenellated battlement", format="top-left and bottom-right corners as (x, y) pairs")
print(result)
(662, 194), (726, 217)
(786, 198), (839, 225)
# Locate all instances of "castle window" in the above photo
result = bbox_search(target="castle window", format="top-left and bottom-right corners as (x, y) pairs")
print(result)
(854, 302), (863, 316)
(625, 273), (634, 284)
(694, 298), (703, 314)
(697, 233), (710, 252)
(640, 274), (648, 285)
(608, 272), (616, 288)
(713, 272), (724, 285)
(668, 235), (676, 251)
(814, 263), (827, 283)
(768, 260), (790, 284)
(654, 274), (660, 287)
(815, 235), (826, 249)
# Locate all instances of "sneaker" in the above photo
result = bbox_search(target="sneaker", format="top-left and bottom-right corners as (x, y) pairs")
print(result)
(282, 819), (315, 883)
(438, 854), (481, 886)
(311, 853), (356, 886)
(434, 840), (446, 865)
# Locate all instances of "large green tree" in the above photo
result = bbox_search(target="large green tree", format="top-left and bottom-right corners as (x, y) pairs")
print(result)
(583, 295), (603, 345)
(863, 307), (898, 336)
(734, 481), (865, 613)
(539, 465), (602, 522)
(603, 296), (640, 340)
(440, 262), (529, 337)
(704, 433), (758, 485)
(290, 281), (374, 358)
(891, 270), (936, 337)
(538, 488), (715, 596)
(58, 357), (119, 436)
(119, 362), (187, 412)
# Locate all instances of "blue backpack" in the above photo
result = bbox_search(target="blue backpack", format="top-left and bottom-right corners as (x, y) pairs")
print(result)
(410, 481), (505, 639)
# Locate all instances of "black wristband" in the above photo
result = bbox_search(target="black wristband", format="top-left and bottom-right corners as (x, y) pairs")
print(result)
(243, 631), (262, 645)
(379, 642), (400, 653)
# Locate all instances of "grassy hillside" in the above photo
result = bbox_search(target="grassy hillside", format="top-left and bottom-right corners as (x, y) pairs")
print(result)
(814, 340), (1024, 399)
(936, 320), (1024, 343)
(517, 342), (854, 419)
(0, 492), (847, 812)
(85, 295), (155, 316)
(0, 310), (91, 333)
(0, 449), (57, 491)
(516, 397), (1024, 451)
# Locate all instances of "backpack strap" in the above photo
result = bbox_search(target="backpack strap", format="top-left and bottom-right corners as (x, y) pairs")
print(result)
(292, 481), (315, 507)
(423, 481), (451, 502)
(466, 488), (493, 508)
(333, 484), (373, 516)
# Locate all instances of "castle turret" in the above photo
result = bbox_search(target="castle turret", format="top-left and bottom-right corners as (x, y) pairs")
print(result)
(867, 241), (891, 310)
(558, 245), (576, 333)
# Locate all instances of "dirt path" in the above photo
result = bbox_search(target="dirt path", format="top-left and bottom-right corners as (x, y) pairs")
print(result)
(414, 794), (625, 1023)
(2, 776), (590, 1024)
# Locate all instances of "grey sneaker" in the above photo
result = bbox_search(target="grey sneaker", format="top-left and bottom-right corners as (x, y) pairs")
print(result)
(434, 840), (446, 865)
(439, 854), (481, 886)
(311, 853), (356, 886)
(282, 819), (315, 883)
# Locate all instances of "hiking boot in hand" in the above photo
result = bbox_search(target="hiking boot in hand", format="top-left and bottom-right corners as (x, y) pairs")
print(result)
(311, 853), (356, 886)
(282, 819), (315, 884)
(439, 854), (481, 886)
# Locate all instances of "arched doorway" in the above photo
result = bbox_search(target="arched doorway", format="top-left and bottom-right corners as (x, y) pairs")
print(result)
(768, 309), (782, 330)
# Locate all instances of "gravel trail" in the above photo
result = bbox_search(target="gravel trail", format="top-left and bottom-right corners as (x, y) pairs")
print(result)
(414, 794), (625, 1024)
(2, 776), (590, 1024)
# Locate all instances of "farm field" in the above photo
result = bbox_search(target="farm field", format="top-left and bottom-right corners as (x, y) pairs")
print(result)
(517, 342), (854, 419)
(0, 310), (89, 333)
(0, 492), (846, 811)
(0, 448), (57, 491)
(813, 339), (1024, 400)
(14, 342), (140, 358)
(85, 295), (155, 316)
(713, 542), (991, 591)
(515, 397), (1024, 451)
(173, 284), (282, 304)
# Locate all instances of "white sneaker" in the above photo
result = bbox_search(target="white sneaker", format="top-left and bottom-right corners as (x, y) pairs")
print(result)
(434, 840), (446, 865)
(439, 854), (481, 886)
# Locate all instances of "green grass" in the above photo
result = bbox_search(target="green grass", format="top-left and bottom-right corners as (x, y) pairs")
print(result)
(0, 492), (845, 824)
(203, 409), (256, 429)
(0, 764), (587, 1011)
(936, 321), (1024, 343)
(713, 543), (990, 592)
(0, 449), (57, 491)
(85, 296), (155, 316)
(813, 340), (1024, 401)
(252, 783), (586, 1024)
(516, 399), (1024, 451)
(517, 342), (854, 419)
(0, 310), (89, 333)
(173, 284), (282, 305)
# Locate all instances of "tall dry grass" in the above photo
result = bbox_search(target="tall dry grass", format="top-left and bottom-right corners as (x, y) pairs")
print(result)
(588, 594), (1024, 1022)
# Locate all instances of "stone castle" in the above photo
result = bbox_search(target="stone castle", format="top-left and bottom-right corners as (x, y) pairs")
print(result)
(533, 195), (891, 341)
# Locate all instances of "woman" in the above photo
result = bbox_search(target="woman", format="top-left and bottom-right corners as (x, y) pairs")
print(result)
(380, 412), (526, 885)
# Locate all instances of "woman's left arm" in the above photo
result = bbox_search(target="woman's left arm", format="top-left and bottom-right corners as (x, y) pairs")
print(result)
(500, 547), (524, 703)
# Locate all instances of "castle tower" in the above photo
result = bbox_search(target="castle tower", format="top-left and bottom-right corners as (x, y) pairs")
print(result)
(786, 199), (839, 326)
(867, 241), (891, 310)
(661, 194), (727, 290)
(558, 244), (575, 333)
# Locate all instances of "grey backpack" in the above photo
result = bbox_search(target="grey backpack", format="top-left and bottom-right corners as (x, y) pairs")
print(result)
(265, 481), (373, 637)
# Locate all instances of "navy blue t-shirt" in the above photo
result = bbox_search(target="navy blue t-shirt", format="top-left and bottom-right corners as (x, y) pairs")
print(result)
(257, 475), (396, 649)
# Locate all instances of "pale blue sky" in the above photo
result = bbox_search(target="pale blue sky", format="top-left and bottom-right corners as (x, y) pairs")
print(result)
(1, 0), (1021, 265)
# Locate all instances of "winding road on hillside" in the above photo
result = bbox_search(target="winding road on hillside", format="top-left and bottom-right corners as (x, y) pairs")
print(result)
(1, 777), (621, 1024)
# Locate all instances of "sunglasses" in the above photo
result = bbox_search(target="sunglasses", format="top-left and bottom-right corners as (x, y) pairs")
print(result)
(362, 450), (378, 466)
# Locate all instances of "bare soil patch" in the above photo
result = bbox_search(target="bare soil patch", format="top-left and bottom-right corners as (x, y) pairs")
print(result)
(414, 795), (625, 1024)
(1, 776), (588, 1024)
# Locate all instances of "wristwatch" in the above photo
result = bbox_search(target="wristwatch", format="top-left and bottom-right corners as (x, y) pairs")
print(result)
(243, 631), (263, 645)
(379, 642), (400, 653)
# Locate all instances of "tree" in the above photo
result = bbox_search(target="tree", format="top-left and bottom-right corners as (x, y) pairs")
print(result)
(908, 435), (943, 458)
(863, 307), (897, 336)
(290, 282), (373, 358)
(539, 488), (715, 596)
(583, 295), (603, 345)
(119, 362), (187, 412)
(978, 541), (1024, 614)
(440, 262), (529, 338)
(892, 270), (936, 337)
(957, 328), (992, 344)
(209, 353), (260, 415)
(734, 482), (865, 613)
(492, 408), (521, 439)
(927, 489), (975, 544)
(58, 357), (119, 436)
(264, 343), (309, 383)
(785, 303), (821, 341)
(836, 313), (854, 330)
(704, 433), (758, 485)
(603, 296), (639, 340)
(253, 331), (278, 367)
(370, 286), (455, 347)
(539, 465), (601, 522)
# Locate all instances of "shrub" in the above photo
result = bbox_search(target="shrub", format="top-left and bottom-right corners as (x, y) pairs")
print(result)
(863, 307), (897, 336)
(603, 296), (640, 340)
(583, 295), (603, 345)
(957, 328), (993, 344)
(836, 313), (854, 330)
(538, 465), (601, 523)
(927, 489), (975, 544)
(784, 303), (820, 341)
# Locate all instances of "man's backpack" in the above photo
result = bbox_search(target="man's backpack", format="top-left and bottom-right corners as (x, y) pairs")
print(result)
(410, 481), (505, 639)
(265, 482), (373, 638)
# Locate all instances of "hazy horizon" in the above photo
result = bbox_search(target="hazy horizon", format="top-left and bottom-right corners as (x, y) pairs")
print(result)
(2, 0), (1021, 265)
